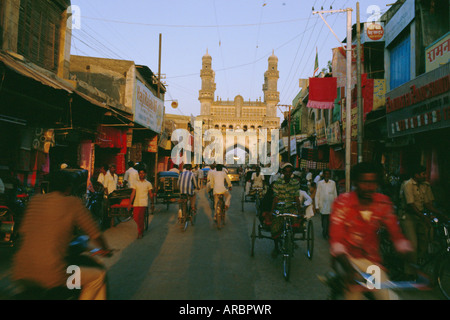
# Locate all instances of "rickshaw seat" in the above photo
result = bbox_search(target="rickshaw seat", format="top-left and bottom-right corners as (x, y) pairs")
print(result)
(110, 198), (130, 208)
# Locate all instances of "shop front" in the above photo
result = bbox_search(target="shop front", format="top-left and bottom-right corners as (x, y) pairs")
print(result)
(385, 63), (450, 210)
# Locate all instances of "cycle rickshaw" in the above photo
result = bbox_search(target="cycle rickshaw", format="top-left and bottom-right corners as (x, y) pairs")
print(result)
(250, 201), (314, 281)
(156, 171), (180, 210)
(241, 169), (258, 211)
(107, 188), (148, 228)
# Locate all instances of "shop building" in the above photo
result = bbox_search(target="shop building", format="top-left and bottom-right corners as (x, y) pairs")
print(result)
(69, 56), (166, 185)
(0, 0), (111, 191)
(374, 0), (449, 209)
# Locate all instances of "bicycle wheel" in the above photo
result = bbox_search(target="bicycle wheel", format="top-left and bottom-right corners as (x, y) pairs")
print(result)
(184, 203), (190, 232)
(144, 208), (149, 231)
(282, 232), (294, 281)
(216, 198), (224, 230)
(118, 209), (133, 223)
(255, 197), (261, 217)
(250, 216), (257, 257)
(438, 255), (450, 300)
(306, 219), (314, 260)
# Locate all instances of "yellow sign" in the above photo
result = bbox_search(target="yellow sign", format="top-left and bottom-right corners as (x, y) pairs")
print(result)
(373, 79), (386, 111)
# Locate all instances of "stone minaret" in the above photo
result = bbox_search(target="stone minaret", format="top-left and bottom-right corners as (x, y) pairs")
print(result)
(199, 50), (216, 116)
(263, 50), (280, 118)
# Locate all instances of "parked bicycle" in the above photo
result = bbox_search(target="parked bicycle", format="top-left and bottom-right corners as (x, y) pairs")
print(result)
(380, 212), (450, 299)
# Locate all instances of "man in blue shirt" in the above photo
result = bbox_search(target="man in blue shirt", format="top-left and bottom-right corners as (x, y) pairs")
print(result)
(178, 164), (199, 214)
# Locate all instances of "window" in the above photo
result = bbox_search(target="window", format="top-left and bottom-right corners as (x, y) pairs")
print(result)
(17, 0), (64, 72)
(389, 32), (411, 90)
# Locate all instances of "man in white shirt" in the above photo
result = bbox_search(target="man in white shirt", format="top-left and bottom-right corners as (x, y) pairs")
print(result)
(269, 168), (282, 186)
(209, 164), (232, 217)
(124, 161), (139, 189)
(97, 165), (108, 189)
(104, 164), (118, 195)
(314, 171), (323, 184)
(206, 164), (216, 196)
(294, 173), (314, 219)
(315, 169), (337, 239)
(128, 168), (154, 239)
(251, 166), (265, 190)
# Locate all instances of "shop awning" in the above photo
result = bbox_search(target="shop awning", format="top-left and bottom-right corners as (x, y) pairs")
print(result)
(0, 51), (74, 93)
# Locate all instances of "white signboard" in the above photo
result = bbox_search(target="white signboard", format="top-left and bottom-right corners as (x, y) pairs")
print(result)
(425, 32), (450, 73)
(134, 79), (164, 133)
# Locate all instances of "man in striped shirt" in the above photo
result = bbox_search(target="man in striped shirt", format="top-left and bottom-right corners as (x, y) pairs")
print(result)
(178, 164), (199, 214)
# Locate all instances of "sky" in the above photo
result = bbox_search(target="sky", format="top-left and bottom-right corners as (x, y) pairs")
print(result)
(70, 0), (393, 121)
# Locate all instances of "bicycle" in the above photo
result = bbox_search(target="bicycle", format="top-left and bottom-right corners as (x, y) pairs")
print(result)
(251, 201), (314, 281)
(319, 257), (431, 300)
(253, 187), (265, 218)
(274, 205), (304, 281)
(179, 194), (194, 231)
(215, 193), (226, 230)
(380, 212), (450, 299)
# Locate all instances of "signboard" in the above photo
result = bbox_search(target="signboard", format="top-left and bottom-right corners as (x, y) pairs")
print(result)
(384, 0), (415, 47)
(364, 22), (385, 43)
(315, 118), (328, 145)
(332, 47), (358, 88)
(341, 98), (358, 140)
(386, 64), (450, 138)
(146, 136), (158, 153)
(425, 32), (450, 73)
(373, 79), (386, 110)
(290, 137), (297, 156)
(134, 79), (164, 133)
(326, 121), (342, 145)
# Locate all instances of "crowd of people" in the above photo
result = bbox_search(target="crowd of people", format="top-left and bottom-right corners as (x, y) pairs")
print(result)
(7, 157), (447, 300)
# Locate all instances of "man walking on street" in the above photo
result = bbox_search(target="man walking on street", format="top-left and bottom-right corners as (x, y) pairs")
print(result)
(128, 168), (154, 239)
(315, 169), (337, 239)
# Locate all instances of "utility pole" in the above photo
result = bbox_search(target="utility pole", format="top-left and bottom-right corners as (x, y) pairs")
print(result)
(356, 2), (363, 163)
(313, 6), (353, 192)
(278, 105), (292, 163)
(155, 33), (163, 190)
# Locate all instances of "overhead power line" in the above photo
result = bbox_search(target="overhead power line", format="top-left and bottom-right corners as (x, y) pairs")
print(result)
(81, 15), (316, 29)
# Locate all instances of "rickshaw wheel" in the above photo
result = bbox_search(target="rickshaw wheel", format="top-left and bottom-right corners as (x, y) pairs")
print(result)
(250, 216), (257, 257)
(306, 219), (314, 260)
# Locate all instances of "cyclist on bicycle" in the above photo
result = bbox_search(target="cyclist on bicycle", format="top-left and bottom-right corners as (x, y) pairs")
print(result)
(178, 164), (199, 215)
(209, 164), (232, 220)
(329, 162), (412, 300)
(270, 163), (302, 258)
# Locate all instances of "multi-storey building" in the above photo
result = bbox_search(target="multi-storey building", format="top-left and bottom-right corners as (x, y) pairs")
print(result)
(196, 51), (280, 163)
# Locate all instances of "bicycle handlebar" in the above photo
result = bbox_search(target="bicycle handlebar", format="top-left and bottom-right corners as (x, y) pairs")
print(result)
(272, 211), (303, 218)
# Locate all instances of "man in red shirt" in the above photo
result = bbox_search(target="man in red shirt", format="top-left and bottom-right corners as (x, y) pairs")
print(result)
(329, 162), (412, 300)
